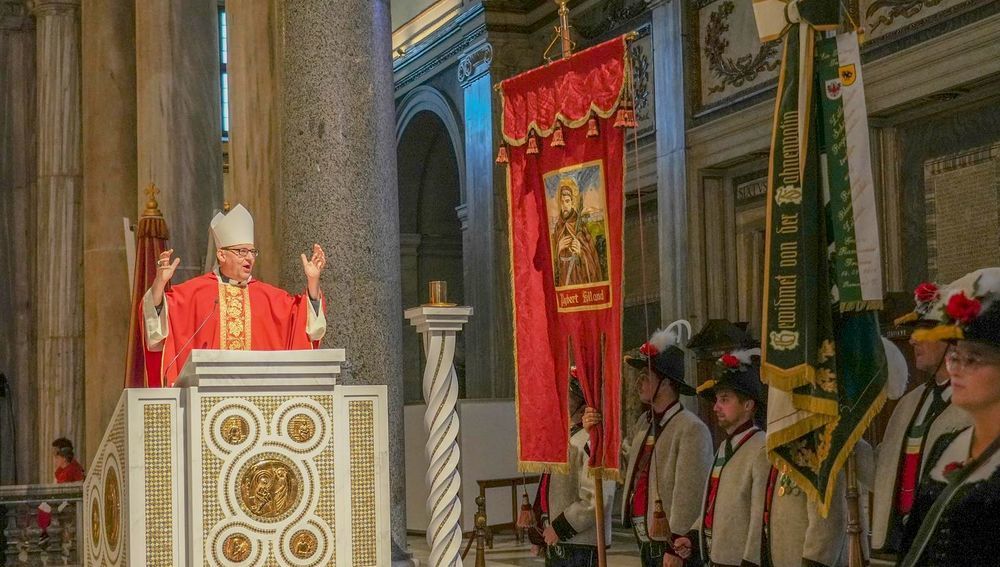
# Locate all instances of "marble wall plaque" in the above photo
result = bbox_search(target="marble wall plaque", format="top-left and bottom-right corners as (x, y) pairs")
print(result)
(861, 0), (980, 43)
(924, 142), (1000, 283)
(693, 0), (781, 113)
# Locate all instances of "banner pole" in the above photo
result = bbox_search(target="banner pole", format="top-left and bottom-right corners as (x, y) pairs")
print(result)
(557, 0), (573, 58)
(593, 332), (608, 567)
(846, 451), (866, 567)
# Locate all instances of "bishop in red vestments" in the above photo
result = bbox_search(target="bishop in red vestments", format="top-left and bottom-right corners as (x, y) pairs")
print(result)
(142, 204), (327, 386)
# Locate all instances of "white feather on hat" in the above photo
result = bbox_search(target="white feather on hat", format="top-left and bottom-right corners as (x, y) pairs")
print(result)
(728, 348), (761, 366)
(881, 337), (908, 401)
(646, 326), (682, 354)
(211, 204), (255, 249)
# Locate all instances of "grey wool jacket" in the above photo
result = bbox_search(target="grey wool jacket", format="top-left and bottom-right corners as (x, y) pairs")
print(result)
(545, 427), (616, 546)
(870, 381), (969, 561)
(696, 428), (770, 567)
(621, 405), (714, 539)
(765, 440), (873, 567)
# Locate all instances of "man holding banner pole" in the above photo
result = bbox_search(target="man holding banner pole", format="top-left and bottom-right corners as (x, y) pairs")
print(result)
(620, 328), (713, 567)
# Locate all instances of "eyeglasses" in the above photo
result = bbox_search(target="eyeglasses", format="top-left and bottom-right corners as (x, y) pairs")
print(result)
(222, 247), (260, 258)
(945, 349), (1000, 372)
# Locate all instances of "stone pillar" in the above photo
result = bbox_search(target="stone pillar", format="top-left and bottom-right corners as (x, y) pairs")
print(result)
(81, 0), (136, 461)
(399, 232), (422, 403)
(135, 0), (222, 282)
(227, 0), (280, 283)
(651, 0), (690, 324)
(457, 40), (508, 399)
(277, 0), (408, 561)
(32, 0), (83, 482)
(0, 0), (38, 484)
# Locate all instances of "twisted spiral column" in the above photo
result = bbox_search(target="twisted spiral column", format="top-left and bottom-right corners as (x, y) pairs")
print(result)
(405, 306), (472, 567)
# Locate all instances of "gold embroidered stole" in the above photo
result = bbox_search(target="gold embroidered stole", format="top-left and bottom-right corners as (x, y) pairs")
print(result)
(218, 283), (252, 350)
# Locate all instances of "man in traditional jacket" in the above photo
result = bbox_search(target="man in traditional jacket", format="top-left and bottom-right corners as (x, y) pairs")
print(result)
(621, 327), (713, 567)
(531, 376), (616, 566)
(871, 281), (971, 565)
(757, 438), (873, 567)
(143, 204), (327, 385)
(673, 349), (770, 567)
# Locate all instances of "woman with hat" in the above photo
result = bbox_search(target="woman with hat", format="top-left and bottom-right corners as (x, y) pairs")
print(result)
(620, 327), (713, 567)
(673, 349), (770, 567)
(900, 268), (1000, 566)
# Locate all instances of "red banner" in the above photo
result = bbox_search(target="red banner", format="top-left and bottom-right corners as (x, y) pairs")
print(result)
(124, 195), (170, 388)
(500, 37), (629, 477)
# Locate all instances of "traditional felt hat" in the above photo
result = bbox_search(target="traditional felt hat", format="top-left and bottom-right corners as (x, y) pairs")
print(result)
(625, 327), (695, 396)
(893, 281), (945, 328)
(210, 204), (255, 248)
(696, 348), (764, 404)
(913, 267), (1000, 349)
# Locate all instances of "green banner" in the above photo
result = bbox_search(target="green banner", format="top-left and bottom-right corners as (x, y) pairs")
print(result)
(762, 29), (887, 516)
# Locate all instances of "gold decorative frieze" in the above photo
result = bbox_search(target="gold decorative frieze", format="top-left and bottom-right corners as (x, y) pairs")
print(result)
(237, 452), (302, 521)
(201, 394), (338, 565)
(288, 413), (316, 442)
(221, 415), (250, 444)
(144, 404), (174, 566)
(349, 400), (377, 567)
(90, 496), (101, 549)
(104, 466), (121, 552)
(290, 529), (319, 559)
(222, 533), (252, 562)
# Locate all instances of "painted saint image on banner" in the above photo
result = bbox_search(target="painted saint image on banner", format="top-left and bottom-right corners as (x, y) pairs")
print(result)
(544, 161), (610, 289)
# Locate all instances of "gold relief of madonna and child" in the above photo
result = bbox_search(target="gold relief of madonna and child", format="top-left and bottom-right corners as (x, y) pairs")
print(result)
(544, 160), (612, 312)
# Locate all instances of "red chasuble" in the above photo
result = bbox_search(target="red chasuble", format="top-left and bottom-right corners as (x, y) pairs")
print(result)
(146, 273), (323, 387)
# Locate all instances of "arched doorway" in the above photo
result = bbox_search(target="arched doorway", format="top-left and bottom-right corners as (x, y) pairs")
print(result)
(396, 109), (465, 403)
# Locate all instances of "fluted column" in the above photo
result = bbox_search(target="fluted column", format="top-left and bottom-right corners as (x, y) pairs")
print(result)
(226, 0), (280, 283)
(135, 0), (222, 282)
(277, 0), (408, 560)
(0, 0), (38, 483)
(81, 0), (136, 460)
(32, 0), (83, 482)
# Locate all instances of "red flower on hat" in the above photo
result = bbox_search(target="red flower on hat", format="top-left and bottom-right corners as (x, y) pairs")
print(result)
(914, 282), (939, 304)
(639, 342), (658, 357)
(946, 292), (981, 324)
(720, 354), (741, 369)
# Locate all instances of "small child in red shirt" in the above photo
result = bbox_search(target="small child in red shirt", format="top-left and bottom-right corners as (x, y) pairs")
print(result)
(39, 438), (85, 539)
(51, 438), (85, 483)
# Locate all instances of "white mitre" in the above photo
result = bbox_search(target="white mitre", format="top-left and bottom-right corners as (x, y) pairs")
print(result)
(211, 204), (255, 248)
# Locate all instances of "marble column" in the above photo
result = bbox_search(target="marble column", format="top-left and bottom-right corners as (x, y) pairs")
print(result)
(0, 0), (38, 484)
(651, 0), (691, 324)
(227, 0), (280, 283)
(277, 0), (407, 560)
(135, 0), (222, 282)
(32, 0), (83, 482)
(81, 0), (136, 460)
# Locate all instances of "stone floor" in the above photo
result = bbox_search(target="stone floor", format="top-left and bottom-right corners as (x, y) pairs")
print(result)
(406, 527), (642, 566)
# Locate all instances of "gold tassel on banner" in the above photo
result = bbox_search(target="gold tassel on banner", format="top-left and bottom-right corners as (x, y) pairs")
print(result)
(650, 499), (669, 540)
(586, 117), (598, 137)
(527, 135), (540, 154)
(551, 123), (565, 147)
(496, 143), (509, 164)
(614, 106), (637, 129)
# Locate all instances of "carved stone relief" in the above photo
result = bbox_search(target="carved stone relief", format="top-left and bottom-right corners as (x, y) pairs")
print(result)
(692, 0), (782, 113)
(861, 0), (981, 42)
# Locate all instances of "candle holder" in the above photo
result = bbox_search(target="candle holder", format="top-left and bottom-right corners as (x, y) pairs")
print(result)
(425, 280), (457, 307)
